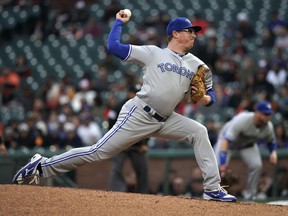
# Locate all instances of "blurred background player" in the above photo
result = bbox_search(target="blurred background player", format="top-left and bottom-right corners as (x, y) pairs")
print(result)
(214, 101), (278, 200)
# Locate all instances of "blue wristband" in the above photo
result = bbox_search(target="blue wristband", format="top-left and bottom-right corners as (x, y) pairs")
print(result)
(267, 142), (277, 153)
(219, 151), (227, 166)
(205, 88), (216, 107)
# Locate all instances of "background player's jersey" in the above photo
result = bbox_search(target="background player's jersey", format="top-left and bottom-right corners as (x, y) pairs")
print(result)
(219, 112), (275, 150)
(125, 45), (213, 116)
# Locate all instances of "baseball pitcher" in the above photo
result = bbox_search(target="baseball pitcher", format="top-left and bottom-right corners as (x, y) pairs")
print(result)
(13, 10), (236, 202)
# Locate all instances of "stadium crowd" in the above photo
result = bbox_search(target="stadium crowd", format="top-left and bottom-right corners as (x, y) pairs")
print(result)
(1, 0), (287, 150)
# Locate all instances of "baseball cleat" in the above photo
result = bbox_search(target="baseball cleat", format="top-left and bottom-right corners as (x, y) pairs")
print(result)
(203, 187), (236, 202)
(12, 153), (43, 185)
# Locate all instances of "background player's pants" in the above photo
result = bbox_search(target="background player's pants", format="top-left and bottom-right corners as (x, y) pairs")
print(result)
(108, 150), (148, 193)
(214, 142), (262, 198)
(239, 145), (262, 198)
(41, 96), (221, 191)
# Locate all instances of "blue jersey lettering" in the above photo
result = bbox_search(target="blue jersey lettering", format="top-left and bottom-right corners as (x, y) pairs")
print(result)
(157, 62), (194, 80)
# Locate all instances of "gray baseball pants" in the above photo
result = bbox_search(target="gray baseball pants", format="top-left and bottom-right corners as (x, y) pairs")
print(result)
(41, 96), (221, 191)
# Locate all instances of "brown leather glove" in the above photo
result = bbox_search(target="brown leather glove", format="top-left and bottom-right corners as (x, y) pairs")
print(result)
(221, 169), (240, 187)
(190, 65), (207, 103)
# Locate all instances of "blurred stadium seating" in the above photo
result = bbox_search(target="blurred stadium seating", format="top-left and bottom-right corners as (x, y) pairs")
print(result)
(0, 0), (287, 86)
(0, 0), (287, 131)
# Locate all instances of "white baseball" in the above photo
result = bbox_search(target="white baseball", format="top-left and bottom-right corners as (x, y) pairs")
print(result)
(123, 9), (132, 18)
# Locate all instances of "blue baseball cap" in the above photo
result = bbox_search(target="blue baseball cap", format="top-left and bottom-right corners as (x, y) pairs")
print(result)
(256, 101), (273, 115)
(166, 17), (202, 36)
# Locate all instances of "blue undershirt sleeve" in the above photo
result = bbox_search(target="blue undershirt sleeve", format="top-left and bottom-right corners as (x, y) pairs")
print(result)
(205, 88), (216, 107)
(107, 19), (130, 60)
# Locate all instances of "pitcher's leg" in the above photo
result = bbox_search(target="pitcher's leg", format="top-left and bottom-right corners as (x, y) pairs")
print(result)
(41, 105), (142, 177)
(41, 103), (161, 178)
(192, 126), (221, 190)
(41, 118), (136, 177)
(157, 112), (221, 191)
(41, 145), (99, 177)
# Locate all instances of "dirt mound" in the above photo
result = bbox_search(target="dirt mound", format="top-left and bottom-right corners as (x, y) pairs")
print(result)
(1, 185), (287, 216)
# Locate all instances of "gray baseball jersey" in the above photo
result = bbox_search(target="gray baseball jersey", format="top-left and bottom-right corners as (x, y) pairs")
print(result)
(215, 111), (275, 152)
(128, 45), (212, 116)
(40, 44), (220, 191)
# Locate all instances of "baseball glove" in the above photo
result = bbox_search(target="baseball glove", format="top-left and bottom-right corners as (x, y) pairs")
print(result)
(221, 170), (240, 187)
(190, 64), (208, 103)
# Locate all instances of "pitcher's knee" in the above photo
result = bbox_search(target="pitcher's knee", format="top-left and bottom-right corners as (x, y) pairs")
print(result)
(96, 147), (121, 161)
(96, 151), (110, 161)
(195, 124), (209, 137)
(189, 124), (209, 144)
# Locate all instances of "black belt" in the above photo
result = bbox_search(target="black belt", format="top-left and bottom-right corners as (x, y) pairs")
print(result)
(143, 105), (167, 122)
(238, 143), (255, 150)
